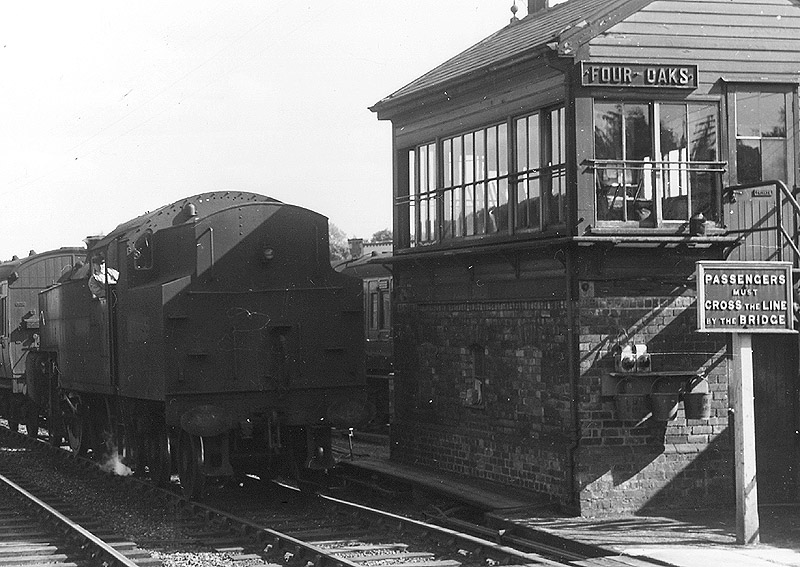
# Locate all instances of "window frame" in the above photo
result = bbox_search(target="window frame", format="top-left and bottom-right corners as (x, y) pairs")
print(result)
(397, 103), (567, 249)
(591, 98), (724, 228)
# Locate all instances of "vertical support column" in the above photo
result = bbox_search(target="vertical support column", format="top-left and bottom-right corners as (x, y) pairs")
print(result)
(733, 332), (760, 544)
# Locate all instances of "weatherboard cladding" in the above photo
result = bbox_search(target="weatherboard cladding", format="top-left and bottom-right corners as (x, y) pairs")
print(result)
(588, 0), (800, 87)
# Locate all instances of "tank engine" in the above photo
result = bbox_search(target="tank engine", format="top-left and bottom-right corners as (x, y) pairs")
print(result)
(0, 248), (84, 434)
(25, 192), (372, 497)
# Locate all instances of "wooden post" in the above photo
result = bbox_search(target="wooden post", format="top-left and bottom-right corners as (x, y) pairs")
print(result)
(732, 332), (760, 545)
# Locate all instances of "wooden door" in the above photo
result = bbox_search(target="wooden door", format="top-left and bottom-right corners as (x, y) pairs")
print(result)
(725, 85), (796, 262)
(753, 334), (800, 503)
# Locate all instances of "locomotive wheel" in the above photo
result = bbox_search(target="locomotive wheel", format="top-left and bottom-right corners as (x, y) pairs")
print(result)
(65, 410), (87, 455)
(148, 429), (173, 487)
(178, 433), (206, 500)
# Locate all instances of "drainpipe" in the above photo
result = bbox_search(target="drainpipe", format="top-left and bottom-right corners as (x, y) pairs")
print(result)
(565, 245), (581, 514)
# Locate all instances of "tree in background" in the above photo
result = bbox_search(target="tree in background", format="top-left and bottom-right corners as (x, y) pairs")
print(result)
(370, 228), (392, 243)
(329, 222), (350, 262)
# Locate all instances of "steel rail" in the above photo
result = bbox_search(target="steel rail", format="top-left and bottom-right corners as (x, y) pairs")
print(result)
(317, 492), (570, 567)
(0, 470), (141, 567)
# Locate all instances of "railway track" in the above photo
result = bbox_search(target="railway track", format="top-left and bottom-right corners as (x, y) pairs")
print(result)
(0, 465), (157, 567)
(1, 422), (656, 567)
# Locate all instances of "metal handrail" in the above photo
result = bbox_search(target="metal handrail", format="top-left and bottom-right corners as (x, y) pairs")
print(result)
(588, 159), (727, 172)
(724, 179), (800, 263)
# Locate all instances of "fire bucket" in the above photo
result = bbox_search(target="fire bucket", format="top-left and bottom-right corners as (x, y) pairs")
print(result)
(683, 392), (711, 420)
(650, 378), (679, 421)
(650, 392), (680, 421)
(614, 378), (650, 422)
(683, 376), (711, 420)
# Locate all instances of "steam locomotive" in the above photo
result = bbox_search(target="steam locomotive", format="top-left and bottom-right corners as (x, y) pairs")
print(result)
(15, 192), (372, 497)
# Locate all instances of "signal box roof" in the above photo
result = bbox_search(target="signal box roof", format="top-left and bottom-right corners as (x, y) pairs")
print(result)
(371, 0), (651, 115)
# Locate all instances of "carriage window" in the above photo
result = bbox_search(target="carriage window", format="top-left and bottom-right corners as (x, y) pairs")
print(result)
(133, 230), (153, 270)
(593, 101), (721, 226)
(367, 279), (391, 332)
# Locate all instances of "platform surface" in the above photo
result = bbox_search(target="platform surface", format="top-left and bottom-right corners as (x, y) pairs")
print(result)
(337, 433), (800, 567)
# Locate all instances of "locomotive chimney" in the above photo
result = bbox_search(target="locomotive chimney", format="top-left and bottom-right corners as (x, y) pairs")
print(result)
(348, 238), (364, 259)
(528, 0), (547, 15)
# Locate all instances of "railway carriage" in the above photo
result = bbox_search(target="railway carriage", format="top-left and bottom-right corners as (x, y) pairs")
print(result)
(25, 192), (372, 497)
(0, 248), (84, 434)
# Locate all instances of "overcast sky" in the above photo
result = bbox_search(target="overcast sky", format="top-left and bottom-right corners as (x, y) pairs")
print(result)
(0, 1), (543, 261)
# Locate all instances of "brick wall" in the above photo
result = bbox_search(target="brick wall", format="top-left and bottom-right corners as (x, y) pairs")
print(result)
(391, 299), (575, 503)
(575, 284), (733, 515)
(390, 284), (734, 515)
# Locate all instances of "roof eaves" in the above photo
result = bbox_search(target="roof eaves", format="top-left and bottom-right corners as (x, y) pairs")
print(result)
(370, 43), (561, 119)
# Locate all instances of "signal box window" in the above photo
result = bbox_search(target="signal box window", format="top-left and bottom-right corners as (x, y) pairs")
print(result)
(735, 91), (789, 184)
(514, 107), (566, 231)
(396, 106), (565, 248)
(441, 124), (509, 239)
(593, 101), (722, 226)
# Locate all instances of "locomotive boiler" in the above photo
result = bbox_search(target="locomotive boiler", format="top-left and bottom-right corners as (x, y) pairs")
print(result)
(25, 192), (372, 497)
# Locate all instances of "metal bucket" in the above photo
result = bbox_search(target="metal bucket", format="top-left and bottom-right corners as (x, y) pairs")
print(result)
(650, 392), (679, 421)
(683, 392), (711, 420)
(650, 377), (679, 421)
(614, 378), (650, 422)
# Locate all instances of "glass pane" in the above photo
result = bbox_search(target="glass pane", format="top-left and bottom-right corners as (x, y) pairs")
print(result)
(496, 179), (509, 231)
(737, 139), (762, 184)
(517, 178), (541, 230)
(516, 118), (527, 171)
(549, 173), (564, 225)
(736, 91), (761, 137)
(688, 103), (717, 161)
(660, 104), (688, 215)
(370, 293), (379, 329)
(429, 191), (437, 240)
(761, 93), (786, 138)
(465, 184), (475, 235)
(550, 108), (561, 163)
(691, 171), (717, 219)
(498, 123), (508, 176)
(443, 139), (452, 187)
(465, 133), (474, 184)
(487, 126), (498, 177)
(625, 104), (651, 161)
(528, 113), (540, 170)
(454, 186), (463, 237)
(475, 130), (486, 182)
(381, 292), (391, 329)
(476, 182), (487, 234)
(453, 137), (462, 185)
(762, 138), (787, 181)
(443, 190), (453, 239)
(516, 180), (528, 228)
(418, 146), (427, 192)
(427, 144), (436, 189)
(594, 103), (623, 160)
